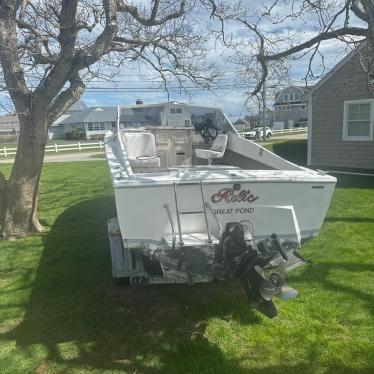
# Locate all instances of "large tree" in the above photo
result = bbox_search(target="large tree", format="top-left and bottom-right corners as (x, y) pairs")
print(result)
(0, 0), (216, 239)
(233, 0), (371, 95)
(207, 1), (372, 137)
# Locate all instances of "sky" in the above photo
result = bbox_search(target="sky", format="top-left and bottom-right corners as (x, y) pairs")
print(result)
(78, 0), (361, 121)
(0, 0), (365, 121)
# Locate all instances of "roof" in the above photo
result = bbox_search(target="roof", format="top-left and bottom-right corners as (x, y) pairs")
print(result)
(274, 85), (312, 104)
(307, 42), (367, 98)
(120, 101), (184, 109)
(51, 114), (70, 126)
(68, 100), (87, 112)
(234, 118), (251, 126)
(59, 106), (117, 124)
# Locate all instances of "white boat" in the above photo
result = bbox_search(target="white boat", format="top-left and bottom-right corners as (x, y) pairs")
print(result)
(104, 102), (336, 318)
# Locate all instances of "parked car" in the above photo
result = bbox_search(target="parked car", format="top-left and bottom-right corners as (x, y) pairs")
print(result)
(243, 127), (272, 140)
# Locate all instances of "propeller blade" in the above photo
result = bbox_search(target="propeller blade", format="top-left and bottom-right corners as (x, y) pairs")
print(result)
(254, 299), (277, 319)
(275, 286), (298, 300)
(254, 265), (267, 280)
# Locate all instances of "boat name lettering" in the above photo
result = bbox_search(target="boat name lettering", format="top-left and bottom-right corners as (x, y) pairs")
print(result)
(211, 188), (259, 204)
(213, 207), (255, 215)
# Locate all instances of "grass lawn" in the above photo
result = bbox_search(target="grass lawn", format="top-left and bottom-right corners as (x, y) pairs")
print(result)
(0, 154), (373, 372)
(263, 139), (308, 166)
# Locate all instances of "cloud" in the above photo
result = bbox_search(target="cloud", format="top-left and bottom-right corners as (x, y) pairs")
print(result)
(79, 1), (366, 119)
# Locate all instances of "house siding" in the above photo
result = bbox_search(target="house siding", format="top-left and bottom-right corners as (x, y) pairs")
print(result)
(274, 106), (308, 127)
(311, 52), (374, 169)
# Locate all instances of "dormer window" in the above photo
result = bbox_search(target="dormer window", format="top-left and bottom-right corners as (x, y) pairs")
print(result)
(170, 107), (182, 114)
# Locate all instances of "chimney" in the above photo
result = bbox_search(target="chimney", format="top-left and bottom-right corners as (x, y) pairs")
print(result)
(136, 99), (143, 105)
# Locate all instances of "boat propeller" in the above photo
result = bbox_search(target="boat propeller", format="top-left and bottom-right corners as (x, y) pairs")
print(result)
(217, 222), (298, 319)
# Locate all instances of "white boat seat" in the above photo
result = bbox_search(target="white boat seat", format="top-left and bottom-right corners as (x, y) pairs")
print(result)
(195, 134), (228, 165)
(122, 132), (160, 168)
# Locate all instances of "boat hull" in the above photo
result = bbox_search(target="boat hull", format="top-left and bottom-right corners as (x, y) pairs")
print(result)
(114, 177), (335, 250)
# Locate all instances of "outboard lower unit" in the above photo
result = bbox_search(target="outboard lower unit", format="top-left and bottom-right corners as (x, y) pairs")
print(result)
(216, 222), (298, 318)
(108, 218), (302, 319)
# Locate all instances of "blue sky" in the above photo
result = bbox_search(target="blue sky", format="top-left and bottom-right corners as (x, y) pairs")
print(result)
(0, 1), (364, 121)
(79, 1), (362, 122)
(80, 44), (351, 123)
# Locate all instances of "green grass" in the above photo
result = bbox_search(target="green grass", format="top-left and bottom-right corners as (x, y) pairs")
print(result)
(263, 139), (308, 166)
(0, 156), (373, 372)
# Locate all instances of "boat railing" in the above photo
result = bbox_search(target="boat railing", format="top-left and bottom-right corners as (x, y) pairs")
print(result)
(163, 204), (176, 250)
(173, 183), (184, 246)
(204, 201), (223, 239)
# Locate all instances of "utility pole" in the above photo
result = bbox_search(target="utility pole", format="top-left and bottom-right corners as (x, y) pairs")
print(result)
(261, 79), (267, 141)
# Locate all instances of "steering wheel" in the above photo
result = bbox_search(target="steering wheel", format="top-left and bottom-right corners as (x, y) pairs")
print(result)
(196, 119), (218, 144)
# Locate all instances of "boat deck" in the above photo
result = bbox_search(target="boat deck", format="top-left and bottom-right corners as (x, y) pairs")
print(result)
(105, 132), (335, 188)
(113, 166), (335, 187)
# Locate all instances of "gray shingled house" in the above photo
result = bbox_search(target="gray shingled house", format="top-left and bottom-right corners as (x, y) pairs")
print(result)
(273, 86), (310, 129)
(308, 45), (374, 171)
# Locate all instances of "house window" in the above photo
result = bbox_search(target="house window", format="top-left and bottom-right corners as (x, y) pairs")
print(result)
(343, 100), (374, 141)
(185, 119), (190, 126)
(87, 123), (106, 131)
(283, 94), (288, 102)
(176, 108), (182, 113)
(170, 108), (176, 113)
(301, 105), (306, 110)
(294, 93), (300, 101)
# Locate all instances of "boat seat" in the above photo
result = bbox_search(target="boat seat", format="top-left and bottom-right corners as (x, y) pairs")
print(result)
(122, 132), (160, 168)
(195, 134), (228, 165)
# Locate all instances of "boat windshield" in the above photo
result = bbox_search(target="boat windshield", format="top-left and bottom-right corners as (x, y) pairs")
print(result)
(188, 106), (236, 134)
(118, 103), (236, 134)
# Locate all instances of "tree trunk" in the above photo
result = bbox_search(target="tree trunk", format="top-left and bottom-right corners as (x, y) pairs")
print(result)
(0, 109), (48, 239)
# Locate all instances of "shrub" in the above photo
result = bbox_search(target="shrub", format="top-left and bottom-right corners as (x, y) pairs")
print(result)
(89, 134), (105, 140)
(65, 128), (85, 140)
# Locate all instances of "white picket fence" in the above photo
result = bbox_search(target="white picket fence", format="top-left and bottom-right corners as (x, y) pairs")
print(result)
(272, 127), (308, 135)
(0, 141), (104, 158)
(1, 127), (307, 158)
(238, 126), (307, 139)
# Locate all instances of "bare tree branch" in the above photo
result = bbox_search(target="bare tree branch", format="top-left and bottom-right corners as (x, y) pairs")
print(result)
(0, 0), (30, 107)
(48, 72), (85, 124)
(259, 27), (367, 63)
(116, 0), (186, 26)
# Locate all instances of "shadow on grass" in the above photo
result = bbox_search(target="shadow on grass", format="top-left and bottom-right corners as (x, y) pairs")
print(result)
(2, 197), (372, 372)
(333, 174), (374, 189)
(1, 197), (261, 373)
(272, 140), (307, 167)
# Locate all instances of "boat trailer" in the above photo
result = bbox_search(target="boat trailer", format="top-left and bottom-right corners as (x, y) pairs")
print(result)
(108, 216), (305, 319)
